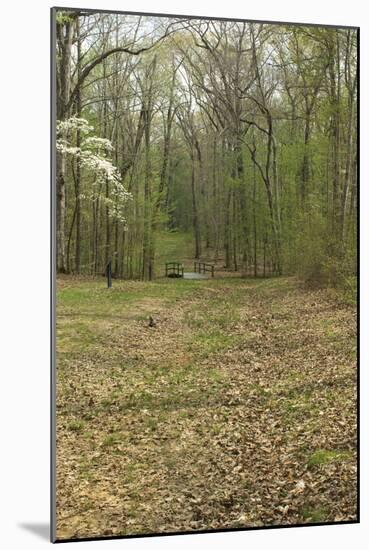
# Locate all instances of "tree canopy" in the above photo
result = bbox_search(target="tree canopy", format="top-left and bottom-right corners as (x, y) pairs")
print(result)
(55, 10), (357, 286)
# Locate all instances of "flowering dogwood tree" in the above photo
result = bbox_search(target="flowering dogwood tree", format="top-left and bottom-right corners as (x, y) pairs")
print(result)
(56, 117), (131, 225)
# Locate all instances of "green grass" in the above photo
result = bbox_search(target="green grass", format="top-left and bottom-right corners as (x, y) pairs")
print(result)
(145, 418), (158, 431)
(188, 329), (238, 358)
(301, 506), (328, 523)
(307, 449), (353, 468)
(102, 433), (124, 447)
(67, 420), (85, 432)
(57, 277), (213, 313)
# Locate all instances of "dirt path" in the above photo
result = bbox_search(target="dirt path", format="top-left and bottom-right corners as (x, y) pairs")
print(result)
(55, 277), (357, 539)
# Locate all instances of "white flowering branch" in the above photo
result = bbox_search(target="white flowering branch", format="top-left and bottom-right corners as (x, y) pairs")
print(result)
(56, 117), (131, 224)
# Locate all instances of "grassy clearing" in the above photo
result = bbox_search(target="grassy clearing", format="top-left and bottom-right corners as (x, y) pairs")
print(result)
(56, 275), (357, 539)
(154, 231), (195, 272)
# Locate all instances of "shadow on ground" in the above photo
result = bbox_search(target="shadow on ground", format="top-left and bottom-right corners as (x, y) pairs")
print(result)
(18, 523), (49, 541)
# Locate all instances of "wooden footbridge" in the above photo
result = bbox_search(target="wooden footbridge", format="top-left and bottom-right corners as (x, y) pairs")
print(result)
(165, 261), (215, 280)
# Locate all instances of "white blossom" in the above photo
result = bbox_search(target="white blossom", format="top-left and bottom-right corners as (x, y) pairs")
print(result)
(56, 117), (93, 136)
(83, 136), (114, 152)
(56, 117), (132, 224)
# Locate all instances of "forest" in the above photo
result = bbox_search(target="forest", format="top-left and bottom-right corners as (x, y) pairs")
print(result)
(54, 9), (357, 541)
(55, 10), (357, 285)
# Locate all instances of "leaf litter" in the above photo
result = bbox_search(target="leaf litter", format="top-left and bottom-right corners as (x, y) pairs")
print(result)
(55, 277), (357, 539)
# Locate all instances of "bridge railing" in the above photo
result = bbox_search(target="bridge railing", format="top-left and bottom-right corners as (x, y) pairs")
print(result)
(165, 262), (184, 278)
(194, 261), (215, 277)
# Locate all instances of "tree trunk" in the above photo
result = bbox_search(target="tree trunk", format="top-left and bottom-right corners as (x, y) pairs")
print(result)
(142, 58), (157, 280)
(224, 187), (232, 268)
(74, 18), (82, 273)
(56, 17), (74, 272)
(253, 161), (257, 277)
(191, 152), (201, 259)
